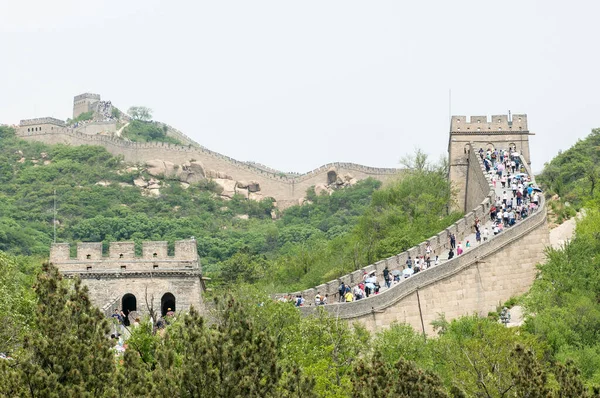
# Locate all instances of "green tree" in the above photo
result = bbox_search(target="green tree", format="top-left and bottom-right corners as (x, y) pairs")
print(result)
(352, 353), (455, 397)
(151, 296), (313, 397)
(0, 263), (116, 397)
(511, 344), (552, 398)
(128, 106), (153, 121)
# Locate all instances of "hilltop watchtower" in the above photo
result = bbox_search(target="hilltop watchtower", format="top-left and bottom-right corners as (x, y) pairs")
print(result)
(50, 239), (205, 317)
(448, 114), (533, 212)
(73, 93), (101, 119)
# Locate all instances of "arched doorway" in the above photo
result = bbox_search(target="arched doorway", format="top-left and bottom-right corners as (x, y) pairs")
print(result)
(122, 293), (137, 315)
(327, 170), (337, 185)
(161, 293), (176, 316)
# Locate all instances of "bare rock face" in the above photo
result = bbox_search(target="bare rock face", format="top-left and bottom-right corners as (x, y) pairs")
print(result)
(236, 180), (249, 189)
(214, 178), (237, 198)
(315, 183), (332, 196)
(133, 178), (148, 188)
(146, 159), (167, 177)
(163, 161), (177, 177)
(235, 187), (249, 199)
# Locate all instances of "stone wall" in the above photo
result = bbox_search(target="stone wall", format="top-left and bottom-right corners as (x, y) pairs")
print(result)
(299, 154), (548, 335)
(16, 129), (401, 207)
(74, 121), (117, 135)
(465, 146), (494, 213)
(82, 274), (203, 316)
(50, 239), (204, 316)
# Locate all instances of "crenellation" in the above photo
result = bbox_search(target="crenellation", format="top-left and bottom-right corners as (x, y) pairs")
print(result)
(109, 242), (135, 259)
(20, 117), (66, 127)
(142, 241), (168, 259)
(77, 242), (103, 261)
(74, 93), (101, 102)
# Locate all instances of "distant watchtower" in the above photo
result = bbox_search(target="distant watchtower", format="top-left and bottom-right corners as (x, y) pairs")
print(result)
(448, 114), (534, 212)
(73, 93), (101, 119)
(50, 239), (205, 317)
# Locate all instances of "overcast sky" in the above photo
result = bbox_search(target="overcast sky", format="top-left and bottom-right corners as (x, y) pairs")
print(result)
(1, 0), (598, 173)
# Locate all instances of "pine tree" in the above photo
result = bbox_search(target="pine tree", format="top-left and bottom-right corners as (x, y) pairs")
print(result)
(0, 263), (117, 397)
(511, 344), (552, 398)
(555, 359), (589, 398)
(151, 295), (314, 397)
(352, 352), (454, 398)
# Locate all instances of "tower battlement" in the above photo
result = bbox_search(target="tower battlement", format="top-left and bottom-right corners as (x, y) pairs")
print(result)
(73, 93), (101, 119)
(450, 114), (528, 133)
(50, 239), (200, 273)
(74, 93), (101, 102)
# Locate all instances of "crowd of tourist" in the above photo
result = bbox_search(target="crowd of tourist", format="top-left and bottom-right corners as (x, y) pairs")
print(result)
(72, 101), (117, 128)
(277, 146), (541, 307)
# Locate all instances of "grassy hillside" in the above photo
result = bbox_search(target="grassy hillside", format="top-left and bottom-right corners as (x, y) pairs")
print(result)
(537, 127), (600, 222)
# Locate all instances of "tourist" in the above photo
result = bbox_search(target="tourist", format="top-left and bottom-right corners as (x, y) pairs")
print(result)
(493, 224), (500, 235)
(476, 230), (481, 244)
(456, 243), (463, 256)
(483, 227), (490, 241)
(338, 282), (346, 302)
(448, 248), (455, 259)
(383, 266), (391, 289)
(321, 294), (328, 305)
(314, 292), (322, 306)
(344, 289), (354, 302)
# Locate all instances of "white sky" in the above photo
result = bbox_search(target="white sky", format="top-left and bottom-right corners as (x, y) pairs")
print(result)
(1, 0), (598, 173)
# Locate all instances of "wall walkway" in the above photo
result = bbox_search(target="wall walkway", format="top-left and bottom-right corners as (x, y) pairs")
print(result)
(296, 148), (548, 335)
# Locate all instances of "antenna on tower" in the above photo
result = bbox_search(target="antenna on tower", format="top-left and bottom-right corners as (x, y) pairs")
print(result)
(449, 89), (452, 123)
(53, 189), (57, 243)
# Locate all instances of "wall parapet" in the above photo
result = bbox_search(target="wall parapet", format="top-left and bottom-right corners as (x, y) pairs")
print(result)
(20, 117), (66, 127)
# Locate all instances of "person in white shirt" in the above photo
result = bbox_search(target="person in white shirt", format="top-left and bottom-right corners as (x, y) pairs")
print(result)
(483, 227), (490, 241)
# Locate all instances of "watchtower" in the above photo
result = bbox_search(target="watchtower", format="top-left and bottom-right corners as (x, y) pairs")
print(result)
(448, 114), (533, 212)
(50, 239), (205, 317)
(73, 93), (101, 119)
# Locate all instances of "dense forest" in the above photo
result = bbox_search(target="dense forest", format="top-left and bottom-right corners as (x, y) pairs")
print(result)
(3, 125), (600, 396)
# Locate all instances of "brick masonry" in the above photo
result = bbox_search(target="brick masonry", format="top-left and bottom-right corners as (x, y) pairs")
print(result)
(50, 239), (204, 317)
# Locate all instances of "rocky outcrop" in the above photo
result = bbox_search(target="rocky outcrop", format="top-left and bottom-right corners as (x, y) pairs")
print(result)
(214, 178), (237, 198)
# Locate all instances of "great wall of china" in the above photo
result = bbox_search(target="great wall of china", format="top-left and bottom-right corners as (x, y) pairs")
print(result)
(17, 93), (548, 334)
(15, 93), (401, 208)
(280, 114), (548, 335)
